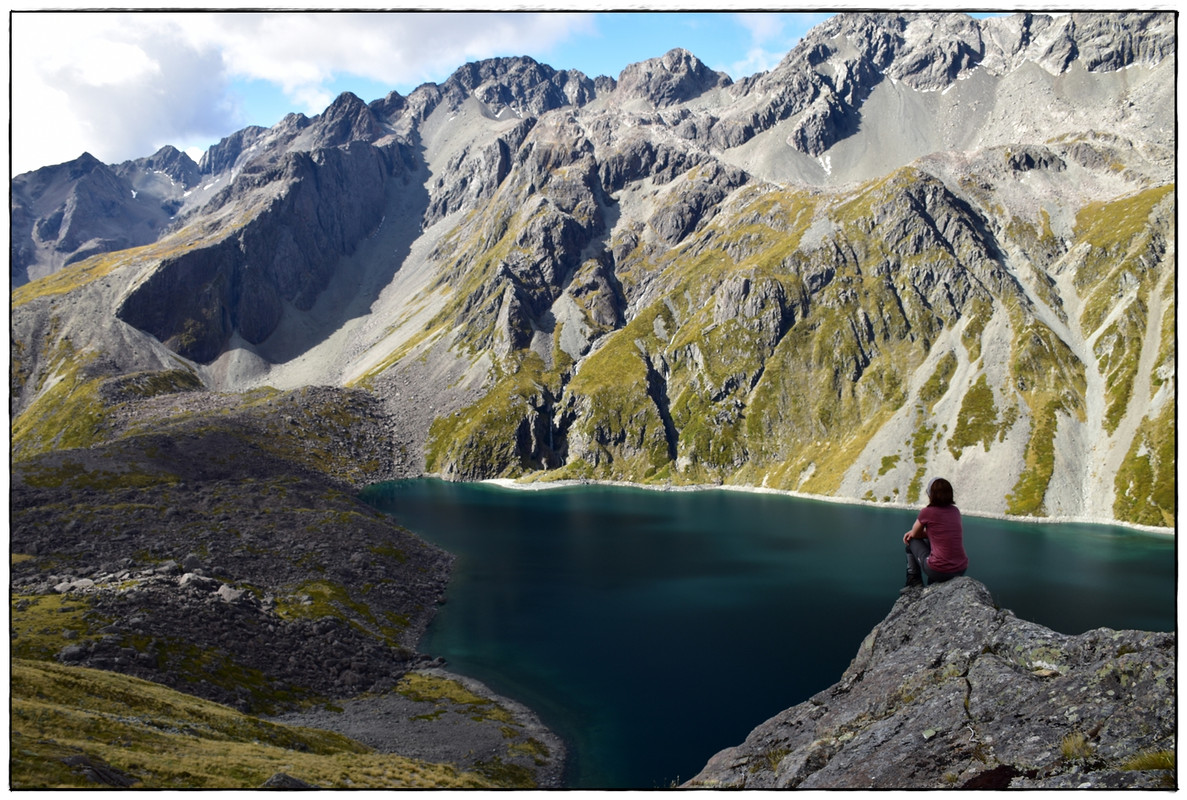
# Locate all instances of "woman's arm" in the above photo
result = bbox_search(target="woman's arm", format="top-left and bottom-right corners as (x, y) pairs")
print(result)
(903, 518), (927, 545)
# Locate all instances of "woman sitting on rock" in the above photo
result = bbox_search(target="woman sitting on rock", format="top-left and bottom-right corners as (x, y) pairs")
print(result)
(903, 478), (967, 588)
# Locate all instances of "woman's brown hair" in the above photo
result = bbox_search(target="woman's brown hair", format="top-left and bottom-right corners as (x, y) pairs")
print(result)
(927, 477), (955, 507)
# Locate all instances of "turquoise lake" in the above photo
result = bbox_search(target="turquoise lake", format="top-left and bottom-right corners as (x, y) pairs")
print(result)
(359, 478), (1176, 789)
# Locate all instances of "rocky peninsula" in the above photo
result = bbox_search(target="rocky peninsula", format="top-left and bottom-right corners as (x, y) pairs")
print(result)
(685, 577), (1175, 789)
(9, 384), (565, 788)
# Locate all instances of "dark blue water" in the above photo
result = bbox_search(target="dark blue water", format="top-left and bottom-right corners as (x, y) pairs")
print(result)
(360, 479), (1175, 789)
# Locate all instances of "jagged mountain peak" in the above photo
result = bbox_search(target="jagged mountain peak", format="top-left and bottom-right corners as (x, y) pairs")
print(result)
(616, 46), (732, 107)
(197, 125), (269, 175)
(320, 89), (371, 122)
(304, 90), (387, 148)
(13, 151), (104, 192)
(437, 54), (601, 117)
(118, 145), (201, 190)
(448, 54), (554, 88)
(71, 150), (105, 169)
(784, 10), (1175, 92)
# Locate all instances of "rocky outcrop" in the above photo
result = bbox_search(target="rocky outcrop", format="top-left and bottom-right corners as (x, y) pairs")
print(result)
(10, 153), (177, 285)
(646, 162), (748, 245)
(424, 117), (535, 226)
(302, 91), (387, 149)
(115, 140), (399, 362)
(115, 145), (201, 190)
(616, 48), (731, 107)
(11, 145), (206, 286)
(980, 11), (1175, 75)
(720, 11), (1177, 157)
(197, 125), (269, 175)
(441, 56), (599, 117)
(686, 578), (1175, 789)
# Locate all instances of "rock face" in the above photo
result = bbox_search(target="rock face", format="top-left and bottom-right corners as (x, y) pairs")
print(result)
(114, 138), (399, 361)
(10, 150), (197, 285)
(685, 578), (1175, 789)
(616, 48), (731, 107)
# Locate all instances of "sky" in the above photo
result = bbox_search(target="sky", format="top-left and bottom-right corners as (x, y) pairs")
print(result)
(9, 8), (832, 176)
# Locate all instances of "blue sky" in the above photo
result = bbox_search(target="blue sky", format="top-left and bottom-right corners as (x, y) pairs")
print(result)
(10, 10), (827, 175)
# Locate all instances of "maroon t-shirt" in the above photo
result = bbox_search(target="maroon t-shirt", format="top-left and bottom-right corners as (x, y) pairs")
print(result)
(918, 504), (968, 573)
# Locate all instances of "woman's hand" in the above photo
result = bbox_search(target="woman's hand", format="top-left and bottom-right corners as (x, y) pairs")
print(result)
(904, 520), (926, 544)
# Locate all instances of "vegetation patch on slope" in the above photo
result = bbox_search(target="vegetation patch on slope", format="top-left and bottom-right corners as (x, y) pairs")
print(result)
(426, 351), (559, 479)
(1004, 308), (1086, 516)
(947, 374), (1002, 458)
(1112, 400), (1176, 528)
(10, 659), (502, 789)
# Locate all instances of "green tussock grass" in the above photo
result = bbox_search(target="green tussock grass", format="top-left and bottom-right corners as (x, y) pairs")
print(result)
(1004, 309), (1086, 517)
(11, 337), (106, 458)
(274, 580), (407, 643)
(1120, 749), (1174, 772)
(11, 595), (108, 662)
(1113, 399), (1176, 527)
(10, 659), (502, 789)
(960, 297), (993, 364)
(396, 673), (515, 726)
(1060, 731), (1094, 762)
(1073, 185), (1173, 253)
(947, 373), (1000, 458)
(1075, 184), (1173, 337)
(18, 459), (180, 491)
(918, 350), (958, 410)
(13, 251), (139, 308)
(561, 304), (673, 480)
(426, 350), (557, 479)
(906, 414), (936, 503)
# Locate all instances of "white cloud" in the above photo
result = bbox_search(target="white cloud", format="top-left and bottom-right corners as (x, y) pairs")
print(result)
(12, 13), (237, 174)
(10, 11), (594, 174)
(735, 12), (787, 46)
(729, 45), (787, 79)
(728, 12), (826, 77)
(186, 12), (594, 110)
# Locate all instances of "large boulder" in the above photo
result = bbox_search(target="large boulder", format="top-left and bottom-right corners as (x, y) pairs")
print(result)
(686, 578), (1174, 789)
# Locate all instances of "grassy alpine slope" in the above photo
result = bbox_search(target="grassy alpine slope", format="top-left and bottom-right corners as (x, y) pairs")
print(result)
(419, 151), (1174, 527)
(10, 659), (525, 789)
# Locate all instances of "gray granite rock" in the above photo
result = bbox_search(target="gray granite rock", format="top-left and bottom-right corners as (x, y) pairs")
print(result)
(686, 578), (1174, 789)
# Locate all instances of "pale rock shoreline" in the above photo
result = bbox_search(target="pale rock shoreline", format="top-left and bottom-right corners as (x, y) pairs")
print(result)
(474, 477), (1174, 536)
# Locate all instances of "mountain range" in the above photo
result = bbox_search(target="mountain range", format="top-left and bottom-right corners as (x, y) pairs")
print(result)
(11, 10), (1176, 529)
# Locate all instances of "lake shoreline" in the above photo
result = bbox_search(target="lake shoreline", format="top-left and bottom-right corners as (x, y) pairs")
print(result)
(269, 666), (567, 788)
(466, 476), (1175, 537)
(370, 478), (1175, 787)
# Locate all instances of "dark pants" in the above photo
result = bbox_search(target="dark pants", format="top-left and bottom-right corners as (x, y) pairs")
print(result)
(906, 538), (965, 585)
